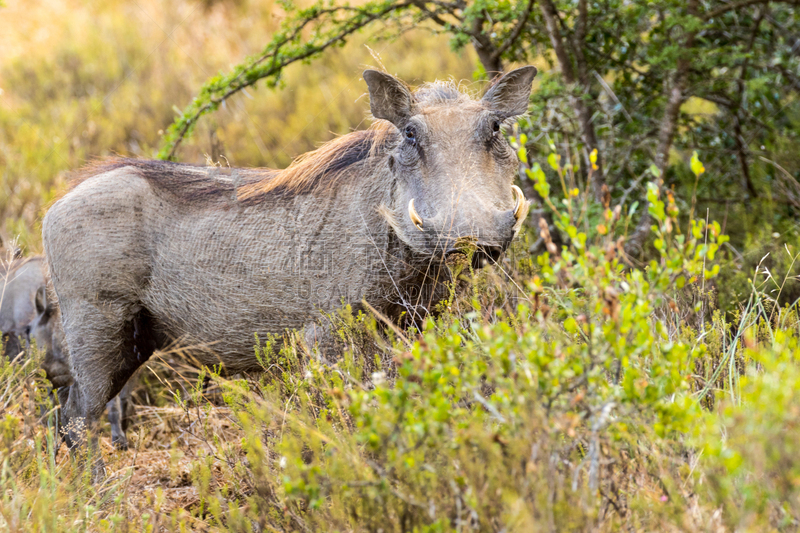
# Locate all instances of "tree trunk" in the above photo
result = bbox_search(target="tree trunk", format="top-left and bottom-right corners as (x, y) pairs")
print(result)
(538, 0), (605, 203)
(625, 0), (699, 256)
(470, 12), (505, 77)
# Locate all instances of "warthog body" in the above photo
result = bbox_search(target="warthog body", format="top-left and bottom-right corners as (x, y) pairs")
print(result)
(1, 256), (45, 359)
(43, 67), (536, 467)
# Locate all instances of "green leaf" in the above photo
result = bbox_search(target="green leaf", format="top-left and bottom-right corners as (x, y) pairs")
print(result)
(547, 153), (560, 171)
(690, 151), (705, 177)
(564, 317), (579, 335)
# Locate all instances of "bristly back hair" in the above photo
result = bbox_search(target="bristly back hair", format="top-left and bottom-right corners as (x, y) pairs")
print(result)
(68, 121), (398, 205)
(237, 121), (397, 202)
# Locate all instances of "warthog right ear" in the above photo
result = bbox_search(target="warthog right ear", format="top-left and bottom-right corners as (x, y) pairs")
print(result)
(363, 70), (414, 127)
(482, 66), (538, 117)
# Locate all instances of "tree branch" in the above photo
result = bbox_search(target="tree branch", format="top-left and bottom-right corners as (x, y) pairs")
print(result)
(539, 0), (577, 84)
(702, 0), (800, 21)
(626, 0), (700, 255)
(158, 1), (411, 160)
(572, 0), (591, 87)
(409, 0), (450, 27)
(492, 0), (536, 60)
(731, 8), (765, 200)
(695, 93), (734, 108)
(469, 10), (504, 76)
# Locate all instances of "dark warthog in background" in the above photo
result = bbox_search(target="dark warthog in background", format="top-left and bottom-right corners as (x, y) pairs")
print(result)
(43, 67), (536, 472)
(2, 256), (134, 449)
(1, 256), (45, 359)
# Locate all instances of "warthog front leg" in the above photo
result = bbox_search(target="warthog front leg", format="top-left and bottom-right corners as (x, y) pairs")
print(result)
(58, 381), (106, 481)
(41, 384), (133, 454)
(58, 301), (153, 481)
(106, 379), (134, 450)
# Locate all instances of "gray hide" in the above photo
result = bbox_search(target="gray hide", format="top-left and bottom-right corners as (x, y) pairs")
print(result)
(42, 67), (537, 469)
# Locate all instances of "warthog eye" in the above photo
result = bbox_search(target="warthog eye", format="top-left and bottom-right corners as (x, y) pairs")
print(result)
(492, 120), (501, 133)
(404, 125), (416, 144)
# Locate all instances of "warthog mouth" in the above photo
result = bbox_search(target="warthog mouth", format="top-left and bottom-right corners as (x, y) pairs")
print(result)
(444, 239), (506, 270)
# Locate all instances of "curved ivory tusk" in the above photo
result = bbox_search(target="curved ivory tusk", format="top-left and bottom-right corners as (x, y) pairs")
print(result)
(408, 199), (424, 231)
(511, 185), (526, 220)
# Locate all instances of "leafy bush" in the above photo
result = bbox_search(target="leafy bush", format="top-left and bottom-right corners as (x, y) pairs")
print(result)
(699, 307), (800, 530)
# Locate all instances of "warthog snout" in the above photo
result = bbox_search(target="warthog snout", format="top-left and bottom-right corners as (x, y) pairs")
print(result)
(407, 184), (527, 235)
(404, 187), (526, 265)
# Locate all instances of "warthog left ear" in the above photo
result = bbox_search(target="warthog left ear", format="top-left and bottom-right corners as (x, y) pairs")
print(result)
(34, 285), (48, 316)
(482, 66), (538, 117)
(363, 70), (415, 127)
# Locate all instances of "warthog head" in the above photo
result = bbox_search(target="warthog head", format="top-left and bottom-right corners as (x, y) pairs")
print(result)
(365, 66), (537, 267)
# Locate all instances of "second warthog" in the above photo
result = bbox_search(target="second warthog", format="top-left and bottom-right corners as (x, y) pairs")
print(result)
(1, 256), (45, 359)
(43, 67), (536, 463)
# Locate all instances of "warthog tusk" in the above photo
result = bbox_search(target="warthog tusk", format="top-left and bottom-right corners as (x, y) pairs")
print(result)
(511, 185), (526, 220)
(408, 199), (424, 231)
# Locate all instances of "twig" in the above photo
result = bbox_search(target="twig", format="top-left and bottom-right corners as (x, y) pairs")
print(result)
(160, 1), (412, 159)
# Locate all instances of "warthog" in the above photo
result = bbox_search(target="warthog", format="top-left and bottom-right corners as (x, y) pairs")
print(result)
(1, 256), (45, 359)
(1, 256), (134, 449)
(43, 67), (536, 470)
(29, 284), (135, 450)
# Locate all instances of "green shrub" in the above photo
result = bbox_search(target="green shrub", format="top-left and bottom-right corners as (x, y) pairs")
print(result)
(700, 308), (800, 530)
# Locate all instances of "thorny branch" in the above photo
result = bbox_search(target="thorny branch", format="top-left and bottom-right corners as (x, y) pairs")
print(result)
(159, 0), (540, 159)
(159, 1), (413, 160)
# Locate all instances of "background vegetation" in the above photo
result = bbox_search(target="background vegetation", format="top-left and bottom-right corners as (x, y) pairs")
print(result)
(2, 0), (800, 530)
